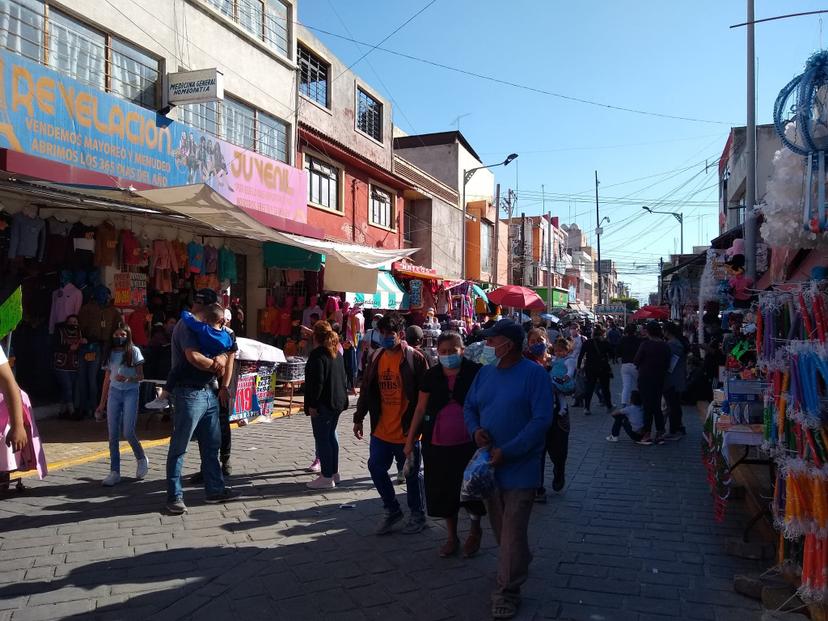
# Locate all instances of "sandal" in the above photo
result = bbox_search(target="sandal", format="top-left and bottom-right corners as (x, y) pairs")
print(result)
(463, 529), (482, 558)
(491, 599), (518, 619)
(439, 537), (459, 558)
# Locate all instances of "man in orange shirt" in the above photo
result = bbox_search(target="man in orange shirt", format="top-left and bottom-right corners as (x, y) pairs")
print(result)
(354, 313), (429, 535)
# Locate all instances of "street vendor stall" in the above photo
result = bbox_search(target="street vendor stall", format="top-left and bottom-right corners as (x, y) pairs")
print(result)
(230, 337), (286, 422)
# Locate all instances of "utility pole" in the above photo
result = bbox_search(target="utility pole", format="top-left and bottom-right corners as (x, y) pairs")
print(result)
(595, 170), (602, 307)
(504, 189), (515, 284)
(493, 183), (501, 285)
(547, 209), (553, 313)
(744, 0), (757, 279)
(520, 212), (526, 287)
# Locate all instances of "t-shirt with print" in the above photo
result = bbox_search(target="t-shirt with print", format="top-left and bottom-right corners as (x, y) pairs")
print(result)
(105, 345), (144, 390)
(373, 349), (408, 444)
(620, 404), (644, 430)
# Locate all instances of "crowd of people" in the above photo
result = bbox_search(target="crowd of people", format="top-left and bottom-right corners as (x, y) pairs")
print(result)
(295, 308), (709, 619)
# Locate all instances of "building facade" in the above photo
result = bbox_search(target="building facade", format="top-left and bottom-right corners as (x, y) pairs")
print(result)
(295, 25), (408, 249)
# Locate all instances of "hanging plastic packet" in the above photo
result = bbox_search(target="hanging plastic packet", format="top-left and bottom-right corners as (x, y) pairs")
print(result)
(460, 447), (497, 501)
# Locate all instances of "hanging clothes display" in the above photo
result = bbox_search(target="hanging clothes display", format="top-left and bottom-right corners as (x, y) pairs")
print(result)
(187, 240), (205, 274)
(48, 282), (83, 334)
(94, 221), (118, 267)
(8, 211), (45, 260)
(43, 218), (73, 268)
(218, 246), (237, 283)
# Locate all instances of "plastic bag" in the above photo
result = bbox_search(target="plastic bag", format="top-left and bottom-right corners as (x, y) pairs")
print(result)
(460, 448), (497, 501)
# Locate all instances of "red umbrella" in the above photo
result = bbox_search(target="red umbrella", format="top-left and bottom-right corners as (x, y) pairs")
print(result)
(487, 285), (546, 311)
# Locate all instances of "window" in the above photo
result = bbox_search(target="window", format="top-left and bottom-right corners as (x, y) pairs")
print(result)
(481, 221), (493, 274)
(370, 186), (393, 229)
(357, 88), (382, 141)
(202, 0), (289, 57)
(298, 45), (328, 106)
(222, 97), (255, 150)
(0, 1), (160, 109)
(258, 112), (288, 161)
(180, 98), (289, 163)
(305, 155), (339, 211)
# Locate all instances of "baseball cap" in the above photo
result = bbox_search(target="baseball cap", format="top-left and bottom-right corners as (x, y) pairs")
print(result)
(194, 288), (219, 305)
(480, 318), (524, 347)
(405, 325), (424, 342)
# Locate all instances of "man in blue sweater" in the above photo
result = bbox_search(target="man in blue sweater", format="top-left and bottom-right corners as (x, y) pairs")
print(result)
(464, 318), (554, 620)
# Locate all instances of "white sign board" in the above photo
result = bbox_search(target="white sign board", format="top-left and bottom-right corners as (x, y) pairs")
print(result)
(167, 69), (224, 106)
(594, 304), (627, 315)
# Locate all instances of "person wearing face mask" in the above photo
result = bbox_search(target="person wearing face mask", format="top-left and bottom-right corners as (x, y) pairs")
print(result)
(358, 313), (384, 374)
(463, 319), (554, 619)
(52, 314), (82, 419)
(354, 313), (429, 535)
(568, 322), (587, 408)
(525, 328), (551, 368)
(404, 331), (484, 558)
(96, 324), (148, 487)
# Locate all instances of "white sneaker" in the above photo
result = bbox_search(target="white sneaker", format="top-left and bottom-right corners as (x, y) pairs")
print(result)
(333, 473), (341, 484)
(145, 397), (170, 410)
(102, 471), (121, 486)
(306, 475), (334, 489)
(136, 457), (149, 480)
(605, 435), (619, 443)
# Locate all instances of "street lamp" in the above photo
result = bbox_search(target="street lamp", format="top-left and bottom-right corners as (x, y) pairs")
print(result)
(642, 205), (684, 254)
(461, 153), (518, 279)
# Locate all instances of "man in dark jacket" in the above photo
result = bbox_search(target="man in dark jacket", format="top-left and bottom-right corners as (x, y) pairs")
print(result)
(354, 313), (429, 535)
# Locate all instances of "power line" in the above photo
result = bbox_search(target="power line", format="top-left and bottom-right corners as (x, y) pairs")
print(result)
(299, 22), (734, 125)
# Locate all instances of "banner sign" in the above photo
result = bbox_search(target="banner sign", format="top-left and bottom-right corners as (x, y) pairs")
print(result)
(594, 304), (627, 315)
(167, 68), (223, 106)
(0, 286), (22, 339)
(231, 373), (260, 421)
(0, 49), (307, 223)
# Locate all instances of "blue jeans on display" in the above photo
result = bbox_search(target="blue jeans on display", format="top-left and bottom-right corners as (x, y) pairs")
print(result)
(107, 386), (145, 473)
(310, 407), (341, 478)
(166, 386), (224, 501)
(75, 351), (99, 413)
(54, 369), (77, 405)
(367, 435), (424, 516)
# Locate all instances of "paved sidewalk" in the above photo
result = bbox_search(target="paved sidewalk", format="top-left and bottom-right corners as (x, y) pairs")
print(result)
(1, 384), (764, 620)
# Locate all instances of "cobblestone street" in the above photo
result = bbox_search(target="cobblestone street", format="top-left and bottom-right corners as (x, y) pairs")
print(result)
(1, 391), (764, 621)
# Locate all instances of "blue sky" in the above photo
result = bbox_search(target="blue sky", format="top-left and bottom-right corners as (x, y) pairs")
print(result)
(298, 0), (828, 301)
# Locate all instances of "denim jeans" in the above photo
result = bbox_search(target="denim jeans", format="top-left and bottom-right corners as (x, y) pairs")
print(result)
(75, 350), (99, 413)
(166, 386), (224, 501)
(310, 407), (341, 478)
(107, 386), (145, 473)
(664, 387), (685, 434)
(54, 369), (77, 405)
(367, 435), (424, 515)
(343, 346), (357, 391)
(583, 374), (613, 411)
(639, 379), (665, 435)
(610, 413), (643, 441)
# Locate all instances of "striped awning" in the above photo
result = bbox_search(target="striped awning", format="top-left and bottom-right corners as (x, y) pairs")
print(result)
(345, 271), (406, 310)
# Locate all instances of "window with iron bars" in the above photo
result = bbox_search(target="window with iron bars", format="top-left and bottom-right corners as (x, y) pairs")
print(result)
(298, 45), (328, 107)
(305, 154), (339, 211)
(202, 0), (289, 58)
(357, 88), (382, 141)
(180, 97), (289, 163)
(0, 0), (160, 109)
(370, 186), (393, 229)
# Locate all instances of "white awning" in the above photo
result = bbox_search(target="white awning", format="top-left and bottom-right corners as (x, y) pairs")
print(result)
(269, 231), (418, 269)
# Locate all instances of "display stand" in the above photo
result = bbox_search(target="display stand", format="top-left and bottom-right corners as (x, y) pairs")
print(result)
(229, 338), (285, 422)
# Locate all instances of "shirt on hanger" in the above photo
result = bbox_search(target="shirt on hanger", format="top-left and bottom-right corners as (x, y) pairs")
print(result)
(69, 223), (95, 268)
(218, 247), (237, 283)
(48, 283), (83, 334)
(120, 230), (143, 266)
(188, 241), (205, 274)
(44, 218), (72, 267)
(94, 221), (118, 267)
(9, 212), (45, 260)
(204, 245), (218, 274)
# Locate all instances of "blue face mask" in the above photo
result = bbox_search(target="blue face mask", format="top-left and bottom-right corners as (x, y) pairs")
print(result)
(439, 353), (462, 369)
(482, 344), (505, 366)
(381, 336), (397, 349)
(529, 342), (547, 357)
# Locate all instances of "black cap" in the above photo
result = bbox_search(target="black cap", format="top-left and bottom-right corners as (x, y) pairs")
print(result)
(405, 325), (424, 342)
(194, 288), (219, 305)
(480, 318), (524, 347)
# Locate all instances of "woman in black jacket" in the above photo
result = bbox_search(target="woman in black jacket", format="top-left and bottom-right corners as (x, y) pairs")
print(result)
(404, 331), (484, 558)
(304, 321), (349, 490)
(577, 324), (614, 415)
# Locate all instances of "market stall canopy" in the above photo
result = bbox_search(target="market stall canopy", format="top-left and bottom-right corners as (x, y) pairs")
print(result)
(487, 285), (545, 311)
(345, 271), (406, 310)
(236, 338), (286, 364)
(631, 305), (670, 321)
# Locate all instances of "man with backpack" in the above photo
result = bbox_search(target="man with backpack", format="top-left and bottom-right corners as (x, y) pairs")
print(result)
(354, 313), (429, 535)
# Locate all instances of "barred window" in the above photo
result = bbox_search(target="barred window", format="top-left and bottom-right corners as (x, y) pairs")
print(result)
(202, 0), (289, 57)
(179, 98), (289, 163)
(370, 186), (393, 229)
(357, 88), (382, 141)
(0, 0), (160, 109)
(298, 45), (328, 107)
(305, 155), (339, 211)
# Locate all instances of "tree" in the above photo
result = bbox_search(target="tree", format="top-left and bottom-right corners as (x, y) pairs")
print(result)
(611, 297), (640, 312)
